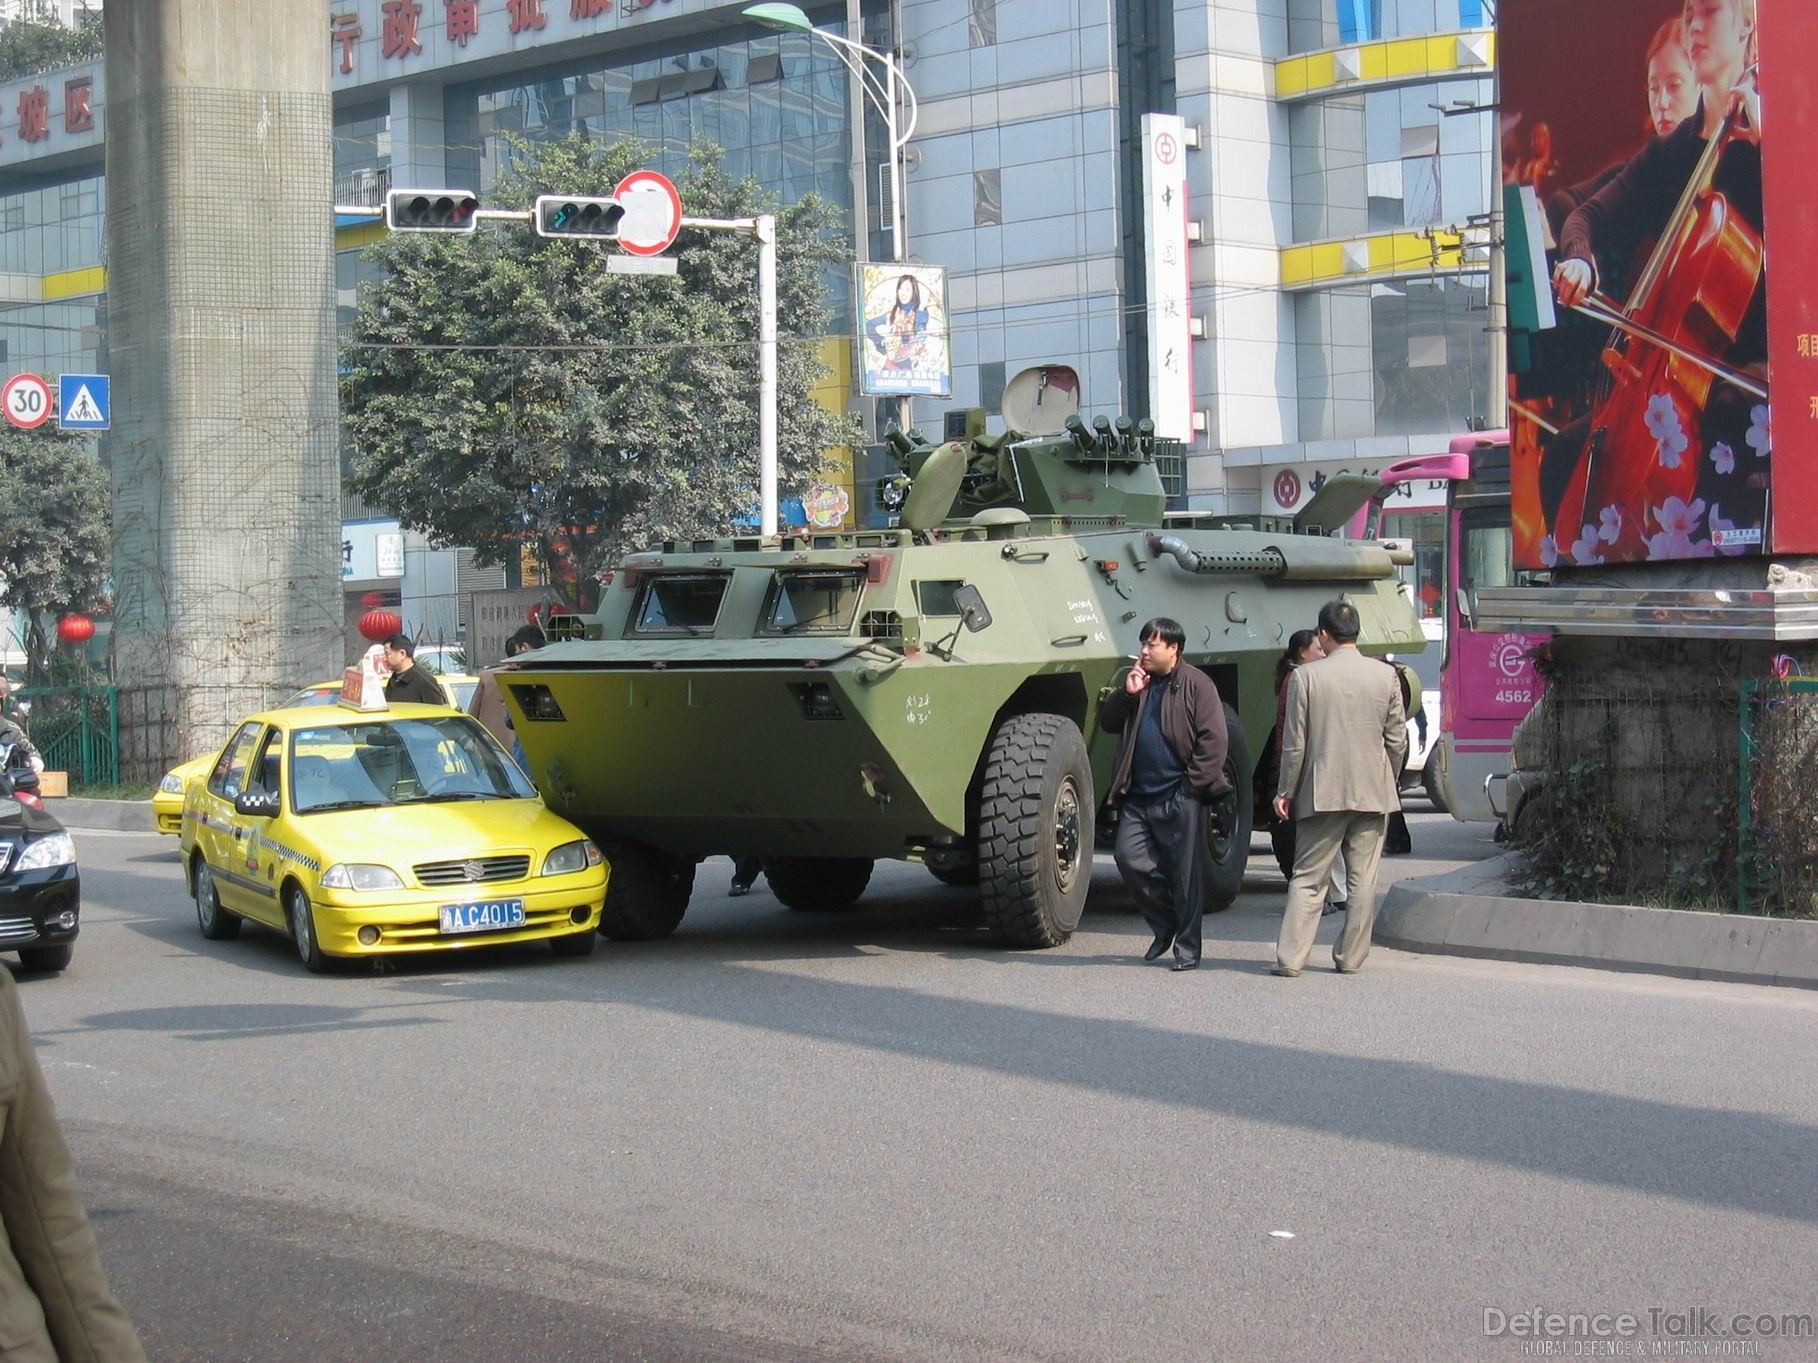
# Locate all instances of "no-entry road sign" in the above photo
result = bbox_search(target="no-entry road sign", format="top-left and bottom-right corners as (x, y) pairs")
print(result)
(613, 170), (683, 257)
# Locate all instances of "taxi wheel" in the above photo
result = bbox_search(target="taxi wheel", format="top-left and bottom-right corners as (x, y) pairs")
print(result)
(286, 886), (334, 975)
(193, 861), (242, 941)
(549, 929), (596, 958)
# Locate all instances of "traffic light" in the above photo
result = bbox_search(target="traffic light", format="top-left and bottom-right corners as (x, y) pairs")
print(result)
(384, 188), (479, 233)
(534, 194), (626, 241)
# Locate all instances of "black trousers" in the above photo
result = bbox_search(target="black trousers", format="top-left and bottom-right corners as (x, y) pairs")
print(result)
(1113, 784), (1211, 966)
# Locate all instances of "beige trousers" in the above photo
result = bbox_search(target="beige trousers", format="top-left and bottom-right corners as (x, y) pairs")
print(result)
(1276, 810), (1389, 973)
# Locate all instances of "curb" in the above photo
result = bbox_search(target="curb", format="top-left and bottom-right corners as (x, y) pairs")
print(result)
(1377, 857), (1818, 991)
(46, 797), (159, 834)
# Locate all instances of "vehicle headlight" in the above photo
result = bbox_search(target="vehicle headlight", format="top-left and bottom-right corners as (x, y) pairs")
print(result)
(541, 839), (604, 876)
(320, 863), (404, 891)
(14, 833), (75, 872)
(158, 773), (185, 795)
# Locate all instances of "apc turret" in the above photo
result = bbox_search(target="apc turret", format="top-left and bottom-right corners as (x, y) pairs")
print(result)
(501, 366), (1425, 948)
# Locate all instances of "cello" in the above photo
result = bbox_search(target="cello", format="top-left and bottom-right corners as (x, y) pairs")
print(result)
(1553, 70), (1765, 559)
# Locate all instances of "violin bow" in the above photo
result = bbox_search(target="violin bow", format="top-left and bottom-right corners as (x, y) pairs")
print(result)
(1572, 293), (1768, 400)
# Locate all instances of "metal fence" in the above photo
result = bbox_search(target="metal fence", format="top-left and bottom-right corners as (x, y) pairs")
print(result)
(13, 686), (119, 787)
(1739, 679), (1818, 917)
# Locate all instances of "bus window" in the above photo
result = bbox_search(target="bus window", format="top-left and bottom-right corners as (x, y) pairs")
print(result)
(1460, 507), (1546, 595)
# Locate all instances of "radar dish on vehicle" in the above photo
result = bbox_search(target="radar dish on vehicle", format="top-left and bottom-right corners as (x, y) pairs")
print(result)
(900, 441), (969, 531)
(1000, 365), (1082, 436)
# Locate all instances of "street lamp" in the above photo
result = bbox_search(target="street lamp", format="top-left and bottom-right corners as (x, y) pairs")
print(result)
(742, 1), (919, 262)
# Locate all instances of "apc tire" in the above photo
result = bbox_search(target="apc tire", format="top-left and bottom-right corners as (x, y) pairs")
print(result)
(1203, 704), (1253, 914)
(287, 886), (334, 975)
(597, 841), (695, 941)
(19, 942), (72, 972)
(193, 860), (242, 941)
(1423, 762), (1449, 814)
(764, 857), (874, 911)
(549, 929), (597, 958)
(979, 713), (1094, 948)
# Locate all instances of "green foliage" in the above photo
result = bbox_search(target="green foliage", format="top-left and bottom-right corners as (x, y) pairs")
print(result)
(0, 426), (111, 686)
(0, 5), (103, 82)
(340, 135), (859, 603)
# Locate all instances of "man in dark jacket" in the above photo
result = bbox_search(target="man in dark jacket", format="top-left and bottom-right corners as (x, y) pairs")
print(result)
(381, 635), (449, 707)
(1098, 616), (1229, 972)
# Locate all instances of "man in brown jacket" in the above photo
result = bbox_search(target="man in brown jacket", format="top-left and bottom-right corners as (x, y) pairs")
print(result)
(1272, 599), (1408, 976)
(0, 967), (146, 1361)
(1098, 617), (1229, 972)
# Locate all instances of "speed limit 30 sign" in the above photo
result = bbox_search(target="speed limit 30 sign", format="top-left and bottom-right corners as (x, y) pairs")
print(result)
(2, 373), (52, 430)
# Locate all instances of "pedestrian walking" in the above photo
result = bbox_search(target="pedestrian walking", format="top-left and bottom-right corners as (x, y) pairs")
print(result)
(1099, 617), (1230, 972)
(1271, 600), (1407, 977)
(0, 967), (148, 1361)
(381, 635), (449, 707)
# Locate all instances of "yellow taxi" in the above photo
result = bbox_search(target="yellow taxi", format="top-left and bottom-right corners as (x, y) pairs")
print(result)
(152, 674), (479, 834)
(177, 697), (606, 971)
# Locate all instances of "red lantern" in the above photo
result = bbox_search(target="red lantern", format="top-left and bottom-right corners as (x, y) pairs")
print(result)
(56, 613), (95, 645)
(358, 608), (401, 643)
(360, 590), (386, 609)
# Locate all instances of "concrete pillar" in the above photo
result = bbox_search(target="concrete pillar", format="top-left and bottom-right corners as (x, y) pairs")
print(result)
(103, 0), (341, 776)
(388, 82), (448, 190)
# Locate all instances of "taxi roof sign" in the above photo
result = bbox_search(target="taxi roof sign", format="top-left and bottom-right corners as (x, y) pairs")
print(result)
(340, 649), (390, 712)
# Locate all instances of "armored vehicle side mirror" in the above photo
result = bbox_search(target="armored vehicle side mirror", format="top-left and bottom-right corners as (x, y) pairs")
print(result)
(235, 789), (281, 819)
(954, 585), (993, 633)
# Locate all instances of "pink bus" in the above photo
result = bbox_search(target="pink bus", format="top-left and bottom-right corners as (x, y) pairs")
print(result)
(1357, 432), (1545, 823)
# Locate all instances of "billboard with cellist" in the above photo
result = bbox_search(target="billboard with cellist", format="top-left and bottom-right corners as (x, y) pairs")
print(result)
(1501, 0), (1811, 567)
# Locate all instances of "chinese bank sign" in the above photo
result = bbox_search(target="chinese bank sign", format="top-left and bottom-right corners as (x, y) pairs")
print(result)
(1503, 0), (1818, 567)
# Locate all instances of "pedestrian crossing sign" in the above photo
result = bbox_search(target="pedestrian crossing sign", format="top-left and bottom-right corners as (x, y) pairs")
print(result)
(57, 373), (109, 431)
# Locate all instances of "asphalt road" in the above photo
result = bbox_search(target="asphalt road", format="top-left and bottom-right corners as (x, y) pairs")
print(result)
(14, 809), (1818, 1363)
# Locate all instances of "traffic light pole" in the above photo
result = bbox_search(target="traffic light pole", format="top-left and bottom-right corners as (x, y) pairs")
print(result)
(334, 206), (784, 538)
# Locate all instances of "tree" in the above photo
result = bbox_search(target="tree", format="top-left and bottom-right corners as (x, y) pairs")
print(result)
(340, 135), (858, 606)
(0, 4), (103, 83)
(0, 427), (111, 686)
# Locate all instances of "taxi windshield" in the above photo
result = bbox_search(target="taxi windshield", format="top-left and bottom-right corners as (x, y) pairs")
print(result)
(288, 715), (536, 814)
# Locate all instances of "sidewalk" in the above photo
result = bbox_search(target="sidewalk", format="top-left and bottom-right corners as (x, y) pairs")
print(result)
(1378, 854), (1818, 990)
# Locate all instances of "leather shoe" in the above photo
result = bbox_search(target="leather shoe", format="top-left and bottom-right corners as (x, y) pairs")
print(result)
(1143, 933), (1175, 961)
(1170, 959), (1199, 972)
(1271, 966), (1302, 977)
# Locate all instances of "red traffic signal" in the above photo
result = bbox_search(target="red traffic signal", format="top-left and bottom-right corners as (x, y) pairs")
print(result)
(384, 188), (479, 234)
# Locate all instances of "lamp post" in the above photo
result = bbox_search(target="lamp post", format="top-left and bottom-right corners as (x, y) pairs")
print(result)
(743, 2), (919, 263)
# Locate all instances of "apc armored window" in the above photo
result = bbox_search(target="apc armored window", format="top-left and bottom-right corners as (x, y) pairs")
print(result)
(632, 574), (729, 635)
(763, 570), (865, 634)
(915, 580), (968, 616)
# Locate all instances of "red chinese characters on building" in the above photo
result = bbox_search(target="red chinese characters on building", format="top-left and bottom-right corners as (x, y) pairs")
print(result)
(444, 0), (479, 46)
(572, 0), (611, 16)
(506, 0), (548, 35)
(381, 0), (424, 59)
(17, 86), (49, 144)
(330, 12), (362, 74)
(63, 77), (94, 134)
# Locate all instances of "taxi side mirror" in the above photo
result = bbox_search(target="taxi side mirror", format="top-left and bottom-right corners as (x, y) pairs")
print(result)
(235, 789), (281, 819)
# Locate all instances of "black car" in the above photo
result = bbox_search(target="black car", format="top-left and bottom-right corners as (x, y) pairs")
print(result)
(0, 772), (79, 972)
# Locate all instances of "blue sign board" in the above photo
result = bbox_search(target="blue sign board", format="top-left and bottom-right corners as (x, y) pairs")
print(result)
(57, 373), (109, 431)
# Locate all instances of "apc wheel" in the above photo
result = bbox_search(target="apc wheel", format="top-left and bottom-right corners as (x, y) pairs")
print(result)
(979, 713), (1094, 948)
(927, 859), (979, 888)
(597, 840), (695, 941)
(764, 857), (874, 911)
(1203, 704), (1253, 914)
(286, 886), (334, 975)
(549, 929), (597, 958)
(193, 860), (242, 941)
(19, 942), (72, 972)
(1423, 762), (1449, 814)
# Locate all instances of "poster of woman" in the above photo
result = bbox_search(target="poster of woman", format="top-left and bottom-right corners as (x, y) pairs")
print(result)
(858, 264), (951, 397)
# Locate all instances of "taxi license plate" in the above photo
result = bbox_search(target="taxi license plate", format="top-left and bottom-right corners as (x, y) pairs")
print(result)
(438, 899), (526, 935)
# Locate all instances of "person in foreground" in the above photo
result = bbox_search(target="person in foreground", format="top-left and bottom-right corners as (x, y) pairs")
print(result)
(1272, 600), (1407, 977)
(0, 968), (147, 1361)
(1099, 617), (1229, 972)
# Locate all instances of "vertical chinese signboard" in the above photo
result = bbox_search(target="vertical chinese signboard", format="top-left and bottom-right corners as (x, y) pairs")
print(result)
(1502, 0), (1816, 568)
(1142, 112), (1193, 442)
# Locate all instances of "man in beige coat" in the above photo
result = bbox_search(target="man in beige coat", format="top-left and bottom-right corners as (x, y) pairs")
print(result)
(1272, 599), (1408, 976)
(0, 967), (146, 1361)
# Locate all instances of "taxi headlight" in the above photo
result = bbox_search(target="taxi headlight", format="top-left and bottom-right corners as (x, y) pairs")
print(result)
(542, 839), (604, 876)
(14, 833), (75, 872)
(158, 773), (185, 795)
(320, 863), (404, 891)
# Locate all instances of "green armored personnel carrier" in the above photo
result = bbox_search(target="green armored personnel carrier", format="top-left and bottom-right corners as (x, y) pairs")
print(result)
(501, 366), (1425, 948)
